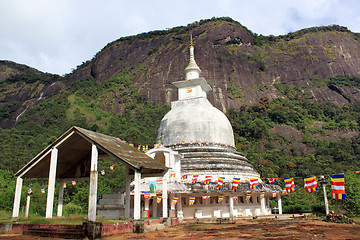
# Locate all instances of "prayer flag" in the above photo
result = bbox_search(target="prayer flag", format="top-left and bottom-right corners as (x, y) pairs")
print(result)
(72, 181), (76, 186)
(192, 174), (199, 183)
(232, 178), (240, 192)
(142, 145), (146, 152)
(138, 145), (141, 151)
(157, 196), (162, 203)
(129, 143), (134, 147)
(233, 195), (238, 201)
(246, 192), (251, 200)
(304, 176), (318, 193)
(63, 182), (67, 189)
(331, 174), (345, 200)
(145, 145), (148, 152)
(284, 178), (296, 193)
(260, 191), (265, 199)
(110, 165), (114, 171)
(204, 176), (212, 184)
(170, 171), (176, 178)
(268, 178), (278, 184)
(27, 189), (33, 196)
(172, 196), (179, 205)
(217, 177), (225, 190)
(272, 189), (277, 198)
(101, 169), (105, 175)
(144, 192), (151, 199)
(41, 188), (45, 194)
(181, 174), (188, 180)
(249, 178), (259, 189)
(189, 196), (195, 205)
(282, 189), (287, 194)
(218, 195), (224, 203)
(202, 196), (210, 199)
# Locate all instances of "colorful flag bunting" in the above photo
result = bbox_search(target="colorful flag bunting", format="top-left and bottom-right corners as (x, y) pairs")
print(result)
(272, 189), (277, 198)
(268, 178), (278, 184)
(142, 145), (146, 152)
(101, 169), (105, 175)
(217, 177), (225, 190)
(192, 174), (199, 183)
(72, 181), (76, 186)
(331, 174), (345, 199)
(110, 165), (114, 171)
(181, 174), (188, 180)
(204, 176), (212, 184)
(246, 192), (251, 200)
(144, 192), (151, 199)
(202, 196), (210, 199)
(170, 171), (176, 178)
(284, 178), (296, 193)
(41, 188), (45, 194)
(129, 143), (134, 147)
(172, 196), (179, 205)
(63, 182), (67, 189)
(138, 145), (141, 151)
(232, 195), (238, 201)
(260, 191), (265, 199)
(189, 196), (195, 205)
(218, 195), (224, 203)
(232, 178), (240, 192)
(304, 176), (318, 193)
(157, 196), (162, 203)
(249, 178), (259, 189)
(282, 189), (287, 194)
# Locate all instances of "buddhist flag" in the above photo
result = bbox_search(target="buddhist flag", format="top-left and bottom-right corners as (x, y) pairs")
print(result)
(144, 192), (151, 199)
(181, 174), (188, 180)
(192, 174), (199, 183)
(284, 178), (296, 193)
(204, 176), (212, 184)
(218, 195), (224, 203)
(249, 178), (259, 189)
(272, 189), (277, 198)
(282, 189), (287, 194)
(217, 177), (225, 190)
(189, 196), (195, 205)
(138, 145), (141, 151)
(202, 196), (210, 199)
(331, 174), (345, 199)
(232, 178), (240, 191)
(304, 176), (318, 193)
(142, 145), (146, 152)
(157, 196), (162, 203)
(145, 145), (148, 152)
(101, 169), (105, 175)
(110, 165), (114, 171)
(41, 188), (45, 194)
(232, 195), (238, 201)
(268, 178), (278, 184)
(172, 196), (179, 205)
(246, 192), (251, 200)
(72, 181), (76, 186)
(170, 171), (176, 178)
(260, 191), (265, 199)
(129, 143), (134, 147)
(63, 182), (67, 189)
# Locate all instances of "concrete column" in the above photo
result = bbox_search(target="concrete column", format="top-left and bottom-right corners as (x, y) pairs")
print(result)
(88, 143), (98, 222)
(177, 195), (183, 219)
(12, 177), (23, 218)
(277, 195), (283, 215)
(266, 197), (270, 208)
(152, 198), (158, 217)
(229, 195), (234, 217)
(57, 180), (65, 217)
(46, 147), (58, 218)
(125, 167), (131, 219)
(25, 194), (31, 218)
(133, 170), (141, 219)
(144, 198), (150, 218)
(162, 171), (168, 218)
(260, 196), (266, 215)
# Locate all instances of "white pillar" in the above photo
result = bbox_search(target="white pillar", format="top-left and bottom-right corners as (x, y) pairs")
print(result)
(125, 167), (131, 219)
(277, 195), (283, 215)
(260, 196), (266, 215)
(133, 170), (141, 219)
(177, 195), (183, 219)
(321, 176), (329, 215)
(88, 143), (98, 222)
(229, 195), (234, 217)
(25, 194), (31, 218)
(12, 177), (23, 218)
(57, 180), (65, 217)
(152, 197), (158, 217)
(46, 147), (58, 218)
(144, 198), (150, 218)
(162, 171), (168, 218)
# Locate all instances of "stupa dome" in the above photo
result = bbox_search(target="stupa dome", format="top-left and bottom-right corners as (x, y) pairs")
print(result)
(156, 97), (235, 146)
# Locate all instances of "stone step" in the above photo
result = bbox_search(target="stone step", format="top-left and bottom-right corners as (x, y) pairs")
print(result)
(98, 198), (124, 205)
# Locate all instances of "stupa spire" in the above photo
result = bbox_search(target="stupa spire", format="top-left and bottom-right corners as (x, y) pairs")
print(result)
(184, 34), (201, 80)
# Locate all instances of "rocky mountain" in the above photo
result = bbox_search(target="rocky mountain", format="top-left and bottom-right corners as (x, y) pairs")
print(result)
(1, 17), (360, 129)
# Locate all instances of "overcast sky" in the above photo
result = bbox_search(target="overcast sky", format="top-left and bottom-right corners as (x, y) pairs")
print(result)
(1, 0), (360, 75)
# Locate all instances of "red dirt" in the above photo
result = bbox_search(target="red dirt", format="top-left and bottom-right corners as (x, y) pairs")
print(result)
(1, 218), (360, 240)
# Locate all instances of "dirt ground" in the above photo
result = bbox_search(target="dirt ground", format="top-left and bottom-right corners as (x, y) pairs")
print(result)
(1, 218), (360, 240)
